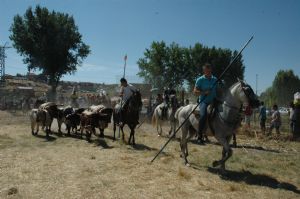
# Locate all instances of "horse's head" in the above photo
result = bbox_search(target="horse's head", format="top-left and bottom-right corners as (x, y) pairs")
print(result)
(232, 79), (260, 108)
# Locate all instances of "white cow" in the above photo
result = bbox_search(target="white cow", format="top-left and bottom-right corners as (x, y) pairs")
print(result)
(30, 109), (52, 137)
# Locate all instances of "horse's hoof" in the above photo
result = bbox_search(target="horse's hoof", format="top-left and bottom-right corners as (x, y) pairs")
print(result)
(197, 139), (205, 145)
(185, 162), (191, 167)
(157, 134), (161, 137)
(232, 143), (237, 148)
(212, 161), (219, 167)
(205, 139), (211, 143)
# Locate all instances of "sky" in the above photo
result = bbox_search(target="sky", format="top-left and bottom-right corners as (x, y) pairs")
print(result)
(0, 0), (299, 94)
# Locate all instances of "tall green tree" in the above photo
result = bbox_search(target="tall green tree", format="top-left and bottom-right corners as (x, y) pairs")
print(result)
(137, 41), (169, 90)
(138, 41), (245, 91)
(10, 5), (90, 99)
(165, 42), (186, 87)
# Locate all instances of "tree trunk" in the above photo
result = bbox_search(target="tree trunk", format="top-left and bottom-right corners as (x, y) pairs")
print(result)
(48, 75), (58, 102)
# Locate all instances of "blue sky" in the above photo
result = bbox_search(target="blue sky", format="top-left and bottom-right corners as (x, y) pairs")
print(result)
(0, 0), (299, 94)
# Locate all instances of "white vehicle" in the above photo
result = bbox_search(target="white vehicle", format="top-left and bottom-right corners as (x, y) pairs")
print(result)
(279, 107), (289, 115)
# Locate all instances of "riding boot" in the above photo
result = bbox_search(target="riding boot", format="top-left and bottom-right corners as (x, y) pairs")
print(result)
(197, 121), (205, 145)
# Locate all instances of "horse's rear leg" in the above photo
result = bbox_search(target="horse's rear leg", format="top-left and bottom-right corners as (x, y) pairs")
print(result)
(113, 123), (116, 140)
(232, 133), (237, 147)
(180, 128), (190, 166)
(31, 121), (36, 135)
(121, 127), (125, 142)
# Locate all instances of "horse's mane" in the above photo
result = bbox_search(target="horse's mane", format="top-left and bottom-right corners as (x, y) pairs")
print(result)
(229, 81), (241, 90)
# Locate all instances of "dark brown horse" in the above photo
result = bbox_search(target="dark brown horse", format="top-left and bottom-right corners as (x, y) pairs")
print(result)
(113, 90), (142, 145)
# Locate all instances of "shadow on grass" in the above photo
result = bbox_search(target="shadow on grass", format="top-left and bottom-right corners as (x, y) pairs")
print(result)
(190, 139), (280, 153)
(34, 134), (56, 142)
(207, 167), (300, 194)
(94, 138), (113, 149)
(103, 134), (116, 141)
(230, 144), (280, 153)
(65, 133), (83, 139)
(132, 143), (157, 151)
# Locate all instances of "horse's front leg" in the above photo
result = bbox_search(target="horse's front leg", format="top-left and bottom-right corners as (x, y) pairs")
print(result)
(128, 132), (132, 145)
(99, 128), (104, 138)
(156, 120), (161, 136)
(159, 122), (163, 136)
(131, 126), (136, 145)
(58, 119), (62, 134)
(80, 124), (84, 139)
(212, 138), (232, 171)
(121, 126), (125, 142)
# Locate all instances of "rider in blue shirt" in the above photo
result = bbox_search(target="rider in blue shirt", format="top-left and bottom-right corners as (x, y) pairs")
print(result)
(194, 63), (217, 144)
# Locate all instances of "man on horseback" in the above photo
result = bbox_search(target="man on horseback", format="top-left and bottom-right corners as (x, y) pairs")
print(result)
(120, 78), (136, 106)
(118, 78), (137, 123)
(163, 85), (176, 107)
(193, 63), (218, 144)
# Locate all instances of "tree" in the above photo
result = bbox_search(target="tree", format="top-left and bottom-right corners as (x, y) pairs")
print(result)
(260, 87), (276, 107)
(272, 70), (300, 105)
(260, 70), (300, 107)
(137, 41), (169, 90)
(10, 6), (90, 99)
(137, 41), (245, 91)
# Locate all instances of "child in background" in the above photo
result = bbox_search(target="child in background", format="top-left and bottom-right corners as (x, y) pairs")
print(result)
(268, 104), (281, 135)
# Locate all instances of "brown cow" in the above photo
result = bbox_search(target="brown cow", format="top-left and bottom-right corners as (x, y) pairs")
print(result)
(80, 110), (110, 141)
(88, 105), (113, 137)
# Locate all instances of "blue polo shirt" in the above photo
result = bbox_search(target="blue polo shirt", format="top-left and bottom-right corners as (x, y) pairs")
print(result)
(195, 75), (217, 104)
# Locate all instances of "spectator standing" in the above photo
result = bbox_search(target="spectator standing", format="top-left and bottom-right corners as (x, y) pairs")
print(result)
(244, 104), (253, 130)
(268, 104), (281, 135)
(259, 101), (267, 133)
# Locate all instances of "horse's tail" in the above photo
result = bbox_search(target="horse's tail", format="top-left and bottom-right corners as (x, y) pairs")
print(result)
(175, 106), (184, 121)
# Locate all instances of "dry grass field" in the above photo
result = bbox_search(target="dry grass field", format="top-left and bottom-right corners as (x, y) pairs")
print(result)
(0, 110), (299, 199)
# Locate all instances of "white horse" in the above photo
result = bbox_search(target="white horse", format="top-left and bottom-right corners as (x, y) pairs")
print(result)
(175, 80), (260, 171)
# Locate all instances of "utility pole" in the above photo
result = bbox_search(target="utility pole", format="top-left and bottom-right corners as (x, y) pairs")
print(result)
(0, 43), (12, 85)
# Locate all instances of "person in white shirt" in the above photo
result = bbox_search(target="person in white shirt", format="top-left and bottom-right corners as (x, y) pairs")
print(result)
(119, 78), (136, 107)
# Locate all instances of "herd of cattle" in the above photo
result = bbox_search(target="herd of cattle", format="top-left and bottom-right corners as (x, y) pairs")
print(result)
(30, 102), (113, 142)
